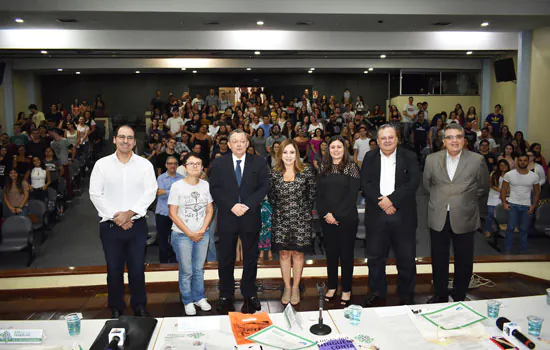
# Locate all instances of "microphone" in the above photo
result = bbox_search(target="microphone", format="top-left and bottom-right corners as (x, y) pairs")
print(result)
(309, 282), (332, 336)
(106, 328), (126, 350)
(496, 317), (535, 349)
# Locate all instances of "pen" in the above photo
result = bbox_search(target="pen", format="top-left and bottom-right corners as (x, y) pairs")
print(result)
(537, 337), (550, 344)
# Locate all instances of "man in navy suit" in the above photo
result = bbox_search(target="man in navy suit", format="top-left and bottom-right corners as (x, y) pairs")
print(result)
(209, 129), (269, 314)
(361, 124), (420, 306)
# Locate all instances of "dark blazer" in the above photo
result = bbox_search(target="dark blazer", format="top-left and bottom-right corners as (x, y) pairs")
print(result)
(360, 146), (421, 229)
(209, 152), (269, 233)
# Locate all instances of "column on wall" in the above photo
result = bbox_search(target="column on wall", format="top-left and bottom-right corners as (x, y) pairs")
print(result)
(515, 30), (532, 135)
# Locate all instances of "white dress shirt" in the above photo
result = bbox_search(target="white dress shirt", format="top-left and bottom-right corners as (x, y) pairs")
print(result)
(232, 153), (246, 177)
(380, 149), (397, 196)
(89, 152), (158, 222)
(446, 150), (462, 210)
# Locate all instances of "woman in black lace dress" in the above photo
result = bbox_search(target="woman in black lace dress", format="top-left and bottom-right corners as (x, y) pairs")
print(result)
(317, 136), (361, 306)
(268, 139), (316, 306)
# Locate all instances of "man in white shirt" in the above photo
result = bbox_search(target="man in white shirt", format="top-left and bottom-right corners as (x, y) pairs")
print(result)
(353, 125), (371, 168)
(342, 105), (356, 123)
(501, 153), (540, 253)
(402, 96), (418, 144)
(166, 110), (185, 139)
(361, 125), (420, 307)
(474, 127), (498, 152)
(89, 125), (158, 318)
(28, 104), (45, 129)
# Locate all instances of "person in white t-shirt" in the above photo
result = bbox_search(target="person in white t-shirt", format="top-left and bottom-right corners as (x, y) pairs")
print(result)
(484, 159), (510, 237)
(168, 152), (214, 315)
(167, 110), (185, 139)
(402, 97), (417, 143)
(501, 153), (541, 253)
(353, 125), (371, 168)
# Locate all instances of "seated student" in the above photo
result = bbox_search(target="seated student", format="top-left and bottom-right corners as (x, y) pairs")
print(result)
(3, 169), (30, 218)
(26, 128), (48, 159)
(0, 146), (12, 189)
(13, 145), (32, 176)
(25, 156), (51, 203)
(43, 147), (61, 193)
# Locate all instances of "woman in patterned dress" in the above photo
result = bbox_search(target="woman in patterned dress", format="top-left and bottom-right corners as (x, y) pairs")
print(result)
(268, 139), (316, 305)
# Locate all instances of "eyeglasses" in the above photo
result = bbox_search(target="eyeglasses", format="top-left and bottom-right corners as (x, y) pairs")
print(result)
(444, 135), (464, 140)
(186, 162), (203, 168)
(117, 135), (135, 141)
(166, 162), (178, 165)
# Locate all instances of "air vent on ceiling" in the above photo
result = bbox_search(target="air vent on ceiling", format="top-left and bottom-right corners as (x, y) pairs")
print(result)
(56, 18), (79, 23)
(204, 21), (220, 25)
(432, 22), (452, 27)
(296, 21), (313, 26)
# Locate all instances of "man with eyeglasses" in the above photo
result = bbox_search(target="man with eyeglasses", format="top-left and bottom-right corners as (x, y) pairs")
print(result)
(209, 129), (269, 314)
(361, 124), (420, 307)
(423, 124), (489, 303)
(89, 125), (158, 318)
(155, 156), (184, 263)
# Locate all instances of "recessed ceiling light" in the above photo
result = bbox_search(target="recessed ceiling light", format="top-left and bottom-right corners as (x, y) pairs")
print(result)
(368, 67), (374, 71)
(135, 70), (140, 74)
(192, 70), (197, 74)
(364, 71), (369, 74)
(57, 68), (63, 72)
(481, 22), (489, 27)
(14, 18), (24, 23)
(75, 71), (81, 75)
(380, 54), (387, 59)
(466, 51), (473, 55)
(246, 68), (251, 71)
(40, 50), (48, 54)
(254, 51), (261, 55)
(308, 70), (313, 74)
(256, 21), (264, 26)
(310, 68), (315, 71)
(181, 68), (186, 71)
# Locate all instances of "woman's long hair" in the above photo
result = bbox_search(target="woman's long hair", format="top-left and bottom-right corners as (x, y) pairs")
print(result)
(4, 171), (24, 195)
(491, 159), (510, 188)
(321, 136), (351, 177)
(273, 139), (305, 174)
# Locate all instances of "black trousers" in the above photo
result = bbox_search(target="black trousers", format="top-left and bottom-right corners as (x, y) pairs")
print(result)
(217, 229), (259, 299)
(366, 213), (416, 299)
(430, 213), (474, 301)
(155, 214), (176, 263)
(100, 218), (147, 313)
(322, 218), (358, 293)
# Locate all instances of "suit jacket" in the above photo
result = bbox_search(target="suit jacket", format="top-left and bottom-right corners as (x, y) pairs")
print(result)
(423, 149), (489, 233)
(209, 153), (269, 233)
(360, 147), (421, 229)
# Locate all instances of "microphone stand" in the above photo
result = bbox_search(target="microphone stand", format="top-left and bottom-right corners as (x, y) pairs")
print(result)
(310, 281), (332, 336)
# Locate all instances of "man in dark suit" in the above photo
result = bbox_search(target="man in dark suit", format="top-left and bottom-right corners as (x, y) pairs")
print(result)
(361, 124), (421, 306)
(209, 129), (269, 314)
(423, 124), (489, 303)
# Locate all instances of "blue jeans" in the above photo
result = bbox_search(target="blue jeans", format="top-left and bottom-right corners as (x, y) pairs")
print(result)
(505, 204), (532, 253)
(485, 205), (496, 233)
(171, 229), (209, 305)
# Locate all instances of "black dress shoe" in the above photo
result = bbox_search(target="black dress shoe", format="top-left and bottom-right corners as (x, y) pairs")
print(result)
(241, 297), (262, 314)
(134, 306), (150, 317)
(426, 295), (449, 304)
(216, 297), (235, 314)
(363, 294), (386, 308)
(111, 308), (122, 319)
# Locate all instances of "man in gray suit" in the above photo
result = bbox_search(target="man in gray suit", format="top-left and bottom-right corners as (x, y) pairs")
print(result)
(423, 124), (489, 303)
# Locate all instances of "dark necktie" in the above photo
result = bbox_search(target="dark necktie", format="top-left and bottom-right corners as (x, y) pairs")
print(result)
(235, 160), (242, 187)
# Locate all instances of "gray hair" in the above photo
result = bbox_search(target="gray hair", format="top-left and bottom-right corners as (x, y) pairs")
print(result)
(443, 123), (464, 137)
(378, 124), (398, 134)
(229, 128), (247, 141)
(165, 155), (178, 164)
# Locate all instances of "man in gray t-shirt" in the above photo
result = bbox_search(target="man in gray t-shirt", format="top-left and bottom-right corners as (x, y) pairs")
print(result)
(205, 89), (220, 109)
(501, 154), (540, 253)
(50, 128), (76, 198)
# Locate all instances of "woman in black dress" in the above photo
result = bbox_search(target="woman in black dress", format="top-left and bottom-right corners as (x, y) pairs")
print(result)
(268, 139), (316, 306)
(317, 136), (361, 306)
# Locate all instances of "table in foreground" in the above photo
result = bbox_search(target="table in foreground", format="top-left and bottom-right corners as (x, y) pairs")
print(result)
(329, 295), (550, 350)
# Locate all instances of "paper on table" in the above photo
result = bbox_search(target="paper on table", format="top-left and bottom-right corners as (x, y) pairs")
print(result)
(374, 305), (410, 318)
(421, 302), (486, 330)
(177, 316), (221, 332)
(246, 325), (316, 349)
(229, 312), (273, 345)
